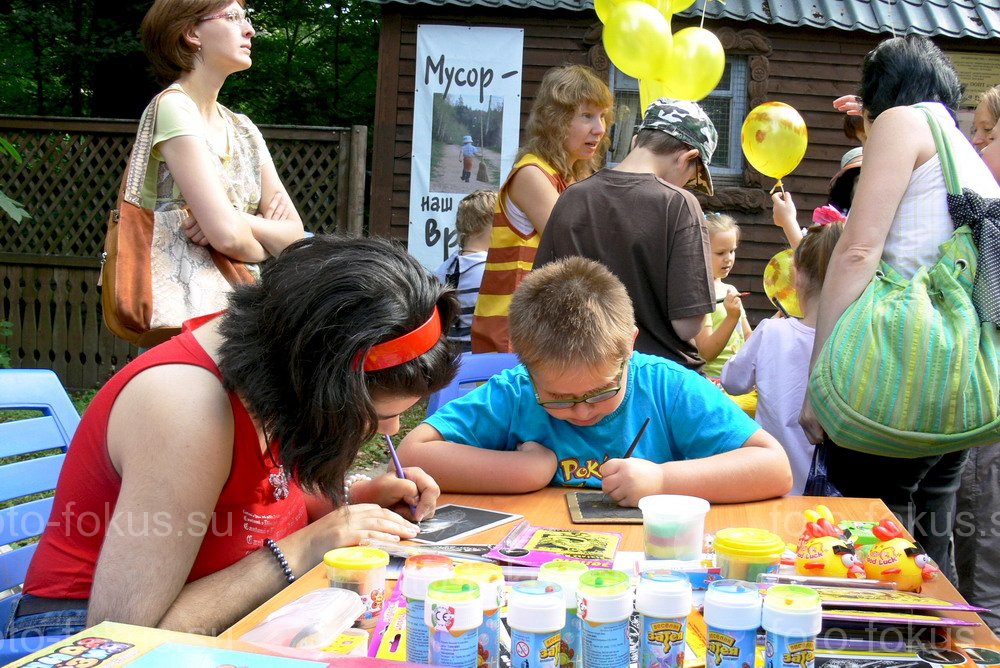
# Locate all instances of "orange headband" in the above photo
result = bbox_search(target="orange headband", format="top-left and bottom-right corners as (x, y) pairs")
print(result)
(357, 306), (442, 372)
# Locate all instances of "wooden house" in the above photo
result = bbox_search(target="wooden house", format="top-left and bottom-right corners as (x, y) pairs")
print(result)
(368, 0), (1000, 319)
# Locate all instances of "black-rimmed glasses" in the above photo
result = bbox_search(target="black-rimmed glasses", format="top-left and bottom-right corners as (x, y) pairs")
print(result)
(532, 359), (627, 410)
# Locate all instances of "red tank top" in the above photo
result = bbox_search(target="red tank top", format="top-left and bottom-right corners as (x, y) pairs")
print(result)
(24, 315), (307, 599)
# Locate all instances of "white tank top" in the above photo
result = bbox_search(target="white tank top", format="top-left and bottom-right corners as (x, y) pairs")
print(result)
(882, 103), (1000, 278)
(503, 193), (535, 236)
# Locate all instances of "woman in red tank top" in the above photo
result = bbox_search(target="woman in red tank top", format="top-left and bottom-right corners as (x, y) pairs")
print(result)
(8, 234), (459, 638)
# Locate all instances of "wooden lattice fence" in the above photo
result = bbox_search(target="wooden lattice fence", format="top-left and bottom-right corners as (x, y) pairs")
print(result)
(0, 116), (367, 389)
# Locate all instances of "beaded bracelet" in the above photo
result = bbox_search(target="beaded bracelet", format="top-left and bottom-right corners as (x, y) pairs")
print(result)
(263, 537), (295, 584)
(343, 473), (372, 503)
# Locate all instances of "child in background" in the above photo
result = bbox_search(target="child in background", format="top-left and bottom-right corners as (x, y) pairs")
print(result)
(695, 213), (755, 414)
(400, 257), (792, 506)
(720, 221), (844, 494)
(434, 190), (497, 352)
(460, 135), (481, 183)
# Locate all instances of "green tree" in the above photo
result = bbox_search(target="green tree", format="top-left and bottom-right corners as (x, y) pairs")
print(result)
(0, 0), (380, 126)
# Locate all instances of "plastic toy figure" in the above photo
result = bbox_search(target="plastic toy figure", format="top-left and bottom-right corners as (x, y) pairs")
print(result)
(863, 520), (939, 592)
(795, 505), (865, 578)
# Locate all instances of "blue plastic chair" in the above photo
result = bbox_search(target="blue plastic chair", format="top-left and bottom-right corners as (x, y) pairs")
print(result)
(0, 369), (81, 661)
(426, 352), (520, 416)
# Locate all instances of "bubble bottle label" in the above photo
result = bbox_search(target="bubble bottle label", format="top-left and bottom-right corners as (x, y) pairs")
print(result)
(428, 604), (480, 667)
(641, 618), (687, 668)
(510, 629), (562, 668)
(577, 569), (632, 668)
(426, 578), (483, 668)
(765, 635), (816, 668)
(707, 628), (756, 668)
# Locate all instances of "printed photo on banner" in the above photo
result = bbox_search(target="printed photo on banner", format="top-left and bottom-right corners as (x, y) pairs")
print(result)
(408, 24), (524, 270)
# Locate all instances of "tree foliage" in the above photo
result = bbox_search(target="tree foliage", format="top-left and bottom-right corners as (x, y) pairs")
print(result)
(0, 0), (381, 126)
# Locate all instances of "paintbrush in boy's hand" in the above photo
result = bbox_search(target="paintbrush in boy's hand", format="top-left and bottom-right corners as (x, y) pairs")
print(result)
(601, 417), (651, 504)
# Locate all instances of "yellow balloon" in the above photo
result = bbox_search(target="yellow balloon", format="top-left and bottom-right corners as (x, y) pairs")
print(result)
(762, 249), (804, 318)
(596, 0), (661, 23)
(658, 27), (724, 101)
(603, 2), (673, 81)
(639, 78), (672, 117)
(666, 0), (697, 11)
(741, 102), (809, 182)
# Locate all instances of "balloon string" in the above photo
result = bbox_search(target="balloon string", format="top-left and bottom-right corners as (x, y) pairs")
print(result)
(888, 0), (896, 38)
(769, 180), (785, 195)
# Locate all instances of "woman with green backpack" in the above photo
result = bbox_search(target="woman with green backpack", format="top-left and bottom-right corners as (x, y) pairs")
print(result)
(801, 35), (1000, 583)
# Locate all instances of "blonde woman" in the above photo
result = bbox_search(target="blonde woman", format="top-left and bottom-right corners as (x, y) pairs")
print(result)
(471, 65), (613, 353)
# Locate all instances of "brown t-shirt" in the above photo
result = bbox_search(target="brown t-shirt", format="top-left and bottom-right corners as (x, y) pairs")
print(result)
(535, 169), (714, 371)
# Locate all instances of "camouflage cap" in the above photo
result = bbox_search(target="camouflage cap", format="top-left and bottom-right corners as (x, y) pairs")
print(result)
(637, 98), (718, 195)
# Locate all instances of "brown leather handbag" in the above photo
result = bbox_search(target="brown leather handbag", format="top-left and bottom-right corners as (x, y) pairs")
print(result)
(100, 90), (255, 348)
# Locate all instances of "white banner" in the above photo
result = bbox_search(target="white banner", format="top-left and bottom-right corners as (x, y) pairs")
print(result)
(408, 24), (524, 270)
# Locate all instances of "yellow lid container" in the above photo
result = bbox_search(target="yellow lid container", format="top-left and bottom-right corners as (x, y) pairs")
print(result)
(714, 528), (784, 580)
(323, 546), (390, 570)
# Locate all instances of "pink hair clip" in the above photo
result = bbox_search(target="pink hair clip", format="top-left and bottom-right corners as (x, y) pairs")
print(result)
(812, 204), (846, 226)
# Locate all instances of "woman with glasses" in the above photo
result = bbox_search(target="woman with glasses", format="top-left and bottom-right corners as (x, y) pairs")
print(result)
(136, 0), (303, 270)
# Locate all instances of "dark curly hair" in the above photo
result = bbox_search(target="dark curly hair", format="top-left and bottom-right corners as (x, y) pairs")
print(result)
(217, 235), (459, 500)
(858, 35), (962, 122)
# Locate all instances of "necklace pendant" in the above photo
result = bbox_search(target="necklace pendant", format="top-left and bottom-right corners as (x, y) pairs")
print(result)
(269, 465), (289, 501)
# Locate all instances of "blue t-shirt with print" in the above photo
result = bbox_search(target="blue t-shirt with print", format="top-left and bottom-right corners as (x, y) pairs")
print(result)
(424, 352), (760, 488)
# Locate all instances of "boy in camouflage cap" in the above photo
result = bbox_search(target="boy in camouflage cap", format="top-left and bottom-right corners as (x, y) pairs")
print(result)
(535, 97), (718, 371)
(637, 97), (719, 196)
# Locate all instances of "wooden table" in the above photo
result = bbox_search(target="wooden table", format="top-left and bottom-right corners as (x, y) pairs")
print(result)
(223, 490), (999, 649)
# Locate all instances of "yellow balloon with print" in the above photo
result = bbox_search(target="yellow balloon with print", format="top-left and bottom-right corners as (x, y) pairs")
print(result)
(741, 102), (809, 181)
(659, 27), (724, 101)
(595, 0), (661, 23)
(603, 1), (673, 81)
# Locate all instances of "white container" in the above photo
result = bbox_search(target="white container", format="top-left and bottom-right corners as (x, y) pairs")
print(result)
(426, 578), (484, 668)
(400, 553), (454, 665)
(704, 579), (762, 668)
(638, 495), (710, 561)
(508, 581), (565, 668)
(455, 561), (505, 668)
(635, 569), (692, 668)
(538, 560), (589, 668)
(576, 569), (632, 668)
(761, 585), (822, 668)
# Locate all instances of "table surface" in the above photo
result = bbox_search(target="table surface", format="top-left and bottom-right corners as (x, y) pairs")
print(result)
(222, 490), (998, 648)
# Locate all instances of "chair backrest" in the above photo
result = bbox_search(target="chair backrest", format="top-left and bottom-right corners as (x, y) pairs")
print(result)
(0, 369), (80, 624)
(426, 352), (520, 417)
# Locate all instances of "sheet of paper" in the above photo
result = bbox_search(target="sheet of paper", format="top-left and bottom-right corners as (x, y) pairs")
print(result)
(409, 503), (521, 544)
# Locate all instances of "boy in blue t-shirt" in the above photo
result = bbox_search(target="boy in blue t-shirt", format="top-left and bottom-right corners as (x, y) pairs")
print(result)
(398, 257), (792, 505)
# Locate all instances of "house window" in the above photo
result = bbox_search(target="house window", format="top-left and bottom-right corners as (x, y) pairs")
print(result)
(609, 57), (747, 187)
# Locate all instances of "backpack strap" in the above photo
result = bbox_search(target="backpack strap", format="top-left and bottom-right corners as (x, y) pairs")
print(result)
(914, 103), (961, 196)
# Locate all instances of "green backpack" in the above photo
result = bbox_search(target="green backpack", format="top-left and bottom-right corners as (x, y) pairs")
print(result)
(808, 105), (1000, 458)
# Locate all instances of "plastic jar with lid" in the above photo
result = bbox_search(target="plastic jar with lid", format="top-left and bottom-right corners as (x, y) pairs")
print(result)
(714, 527), (785, 580)
(323, 546), (389, 629)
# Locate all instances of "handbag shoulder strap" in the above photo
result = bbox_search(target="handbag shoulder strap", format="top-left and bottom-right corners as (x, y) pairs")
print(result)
(914, 103), (961, 196)
(121, 86), (185, 207)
